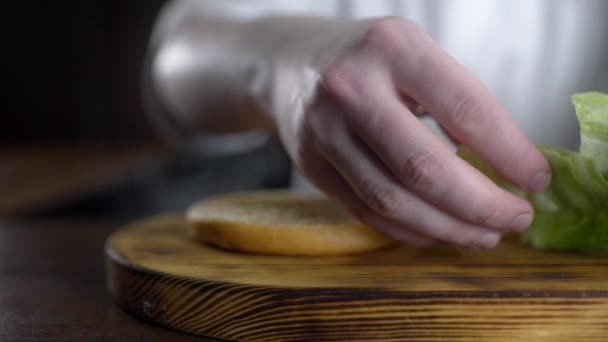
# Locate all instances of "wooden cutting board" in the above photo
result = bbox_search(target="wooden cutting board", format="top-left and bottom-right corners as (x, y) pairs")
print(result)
(106, 214), (608, 341)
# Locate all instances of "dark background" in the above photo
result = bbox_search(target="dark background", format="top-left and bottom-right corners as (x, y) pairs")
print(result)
(0, 1), (292, 219)
(0, 3), (286, 338)
(3, 0), (167, 144)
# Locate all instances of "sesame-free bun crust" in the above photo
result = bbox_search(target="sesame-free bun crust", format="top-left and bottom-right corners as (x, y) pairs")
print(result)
(186, 191), (396, 256)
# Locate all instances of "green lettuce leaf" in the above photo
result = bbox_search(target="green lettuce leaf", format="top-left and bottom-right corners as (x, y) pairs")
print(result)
(573, 92), (608, 171)
(458, 92), (608, 253)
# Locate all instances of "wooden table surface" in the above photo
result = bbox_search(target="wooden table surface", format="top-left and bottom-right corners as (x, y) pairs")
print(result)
(0, 145), (165, 217)
(0, 143), (292, 340)
(0, 218), (218, 341)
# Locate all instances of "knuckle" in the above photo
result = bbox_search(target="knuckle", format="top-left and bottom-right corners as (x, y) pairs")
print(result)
(360, 17), (405, 57)
(360, 17), (426, 59)
(400, 150), (443, 192)
(450, 95), (486, 137)
(320, 61), (357, 100)
(364, 17), (403, 44)
(359, 181), (403, 217)
(472, 199), (499, 226)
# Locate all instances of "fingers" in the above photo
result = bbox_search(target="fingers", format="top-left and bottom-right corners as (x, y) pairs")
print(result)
(299, 147), (437, 247)
(306, 99), (502, 249)
(389, 28), (551, 192)
(400, 93), (427, 117)
(302, 17), (546, 248)
(306, 98), (500, 248)
(321, 66), (534, 233)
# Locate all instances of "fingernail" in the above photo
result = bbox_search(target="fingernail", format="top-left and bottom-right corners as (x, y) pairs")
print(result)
(480, 233), (500, 249)
(528, 171), (551, 192)
(511, 213), (533, 231)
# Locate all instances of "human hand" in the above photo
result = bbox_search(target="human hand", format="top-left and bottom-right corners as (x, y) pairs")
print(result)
(271, 17), (551, 249)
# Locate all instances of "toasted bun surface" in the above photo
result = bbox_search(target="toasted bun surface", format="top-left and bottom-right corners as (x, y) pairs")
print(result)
(186, 191), (396, 256)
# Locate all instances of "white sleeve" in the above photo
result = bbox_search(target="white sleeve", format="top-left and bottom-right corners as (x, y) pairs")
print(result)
(144, 0), (342, 155)
(169, 0), (264, 19)
(150, 0), (264, 49)
(145, 0), (272, 155)
(154, 0), (342, 39)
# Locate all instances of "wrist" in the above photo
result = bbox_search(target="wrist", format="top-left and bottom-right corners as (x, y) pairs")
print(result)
(240, 17), (366, 131)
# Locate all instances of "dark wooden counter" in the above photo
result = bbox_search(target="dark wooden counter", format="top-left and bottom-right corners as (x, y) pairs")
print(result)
(0, 143), (290, 340)
(0, 145), (165, 217)
(0, 218), (217, 341)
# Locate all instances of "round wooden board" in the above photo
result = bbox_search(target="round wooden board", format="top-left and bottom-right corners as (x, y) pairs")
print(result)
(106, 214), (608, 341)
